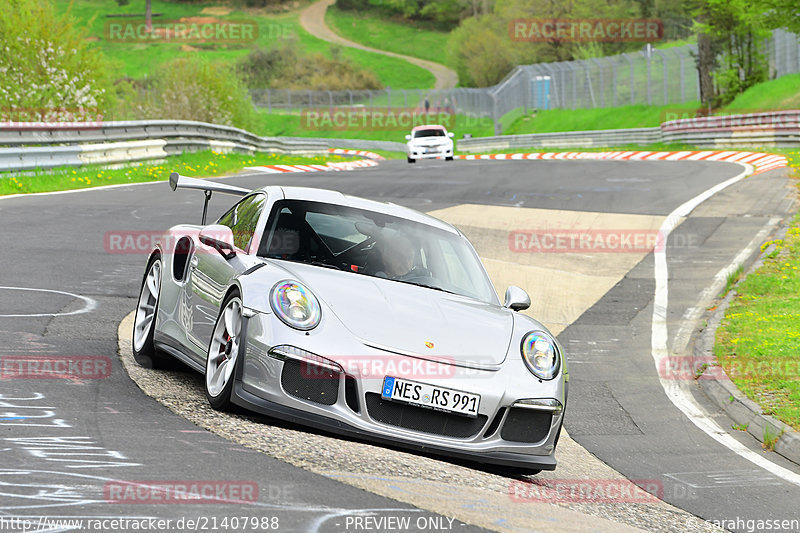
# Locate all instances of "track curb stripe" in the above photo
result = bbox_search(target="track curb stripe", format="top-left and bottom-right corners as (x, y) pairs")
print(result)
(327, 148), (385, 161)
(455, 150), (788, 175)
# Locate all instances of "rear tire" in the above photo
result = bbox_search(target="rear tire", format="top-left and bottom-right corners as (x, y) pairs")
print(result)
(205, 292), (244, 411)
(132, 256), (171, 369)
(407, 157), (416, 163)
(445, 156), (454, 161)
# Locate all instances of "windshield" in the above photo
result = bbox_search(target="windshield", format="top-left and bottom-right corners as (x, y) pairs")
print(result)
(258, 199), (497, 304)
(413, 128), (446, 138)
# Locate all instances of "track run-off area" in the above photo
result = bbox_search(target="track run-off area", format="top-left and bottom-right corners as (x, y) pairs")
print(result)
(0, 153), (797, 533)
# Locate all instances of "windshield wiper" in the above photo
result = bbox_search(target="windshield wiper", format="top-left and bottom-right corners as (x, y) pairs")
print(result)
(308, 260), (344, 271)
(269, 257), (344, 271)
(398, 280), (456, 295)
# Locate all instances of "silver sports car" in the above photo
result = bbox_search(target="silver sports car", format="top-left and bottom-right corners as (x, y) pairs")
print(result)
(133, 173), (567, 473)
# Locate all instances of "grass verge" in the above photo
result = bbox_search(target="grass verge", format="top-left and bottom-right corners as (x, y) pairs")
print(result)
(724, 74), (800, 112)
(505, 104), (701, 134)
(503, 74), (799, 135)
(252, 109), (495, 139)
(0, 151), (361, 196)
(714, 151), (800, 432)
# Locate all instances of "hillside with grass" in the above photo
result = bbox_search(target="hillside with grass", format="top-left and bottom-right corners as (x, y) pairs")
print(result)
(502, 74), (800, 135)
(325, 6), (455, 71)
(55, 0), (433, 89)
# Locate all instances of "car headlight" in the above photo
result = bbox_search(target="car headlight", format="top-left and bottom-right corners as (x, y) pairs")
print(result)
(520, 331), (560, 380)
(269, 281), (321, 330)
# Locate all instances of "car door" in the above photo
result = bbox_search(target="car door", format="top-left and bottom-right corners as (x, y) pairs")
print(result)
(185, 193), (266, 352)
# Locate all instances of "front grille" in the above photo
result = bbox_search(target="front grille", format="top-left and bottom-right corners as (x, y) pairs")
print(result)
(280, 359), (339, 405)
(365, 393), (487, 439)
(500, 407), (552, 443)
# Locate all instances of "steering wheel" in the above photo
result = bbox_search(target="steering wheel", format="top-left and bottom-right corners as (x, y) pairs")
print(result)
(398, 269), (445, 289)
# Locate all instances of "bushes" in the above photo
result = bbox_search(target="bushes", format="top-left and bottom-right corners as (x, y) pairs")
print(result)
(126, 57), (255, 130)
(0, 0), (114, 121)
(0, 1), (253, 129)
(335, 0), (370, 10)
(238, 42), (382, 91)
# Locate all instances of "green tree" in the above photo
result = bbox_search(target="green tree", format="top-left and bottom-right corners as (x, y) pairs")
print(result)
(761, 0), (800, 34)
(695, 0), (770, 106)
(447, 17), (514, 86)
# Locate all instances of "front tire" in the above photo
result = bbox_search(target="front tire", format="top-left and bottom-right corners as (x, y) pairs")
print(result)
(205, 292), (243, 411)
(407, 157), (416, 163)
(132, 256), (170, 369)
(445, 156), (454, 161)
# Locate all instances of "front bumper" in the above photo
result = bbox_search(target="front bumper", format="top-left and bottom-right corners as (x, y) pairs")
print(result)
(408, 145), (454, 159)
(231, 311), (566, 471)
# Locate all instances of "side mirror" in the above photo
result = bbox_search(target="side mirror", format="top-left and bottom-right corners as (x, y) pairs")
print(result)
(199, 224), (236, 260)
(405, 134), (412, 141)
(447, 132), (454, 138)
(503, 286), (530, 311)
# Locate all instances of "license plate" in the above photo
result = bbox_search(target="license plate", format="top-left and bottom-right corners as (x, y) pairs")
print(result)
(381, 376), (480, 417)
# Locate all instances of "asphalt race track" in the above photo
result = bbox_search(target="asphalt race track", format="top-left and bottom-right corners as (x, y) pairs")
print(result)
(0, 157), (798, 533)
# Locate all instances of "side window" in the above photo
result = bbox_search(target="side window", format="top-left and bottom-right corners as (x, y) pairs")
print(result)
(218, 194), (265, 252)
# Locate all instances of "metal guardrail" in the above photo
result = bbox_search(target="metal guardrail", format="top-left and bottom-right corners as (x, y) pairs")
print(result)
(0, 120), (405, 152)
(458, 127), (662, 151)
(0, 120), (322, 150)
(458, 111), (800, 152)
(661, 110), (800, 148)
(0, 120), (405, 171)
(1, 111), (797, 171)
(0, 145), (84, 171)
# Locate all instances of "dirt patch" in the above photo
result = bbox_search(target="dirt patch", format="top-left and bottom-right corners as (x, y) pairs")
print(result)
(200, 7), (232, 15)
(177, 16), (222, 24)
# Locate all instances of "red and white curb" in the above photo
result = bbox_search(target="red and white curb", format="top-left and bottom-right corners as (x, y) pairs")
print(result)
(457, 150), (788, 175)
(327, 148), (385, 161)
(244, 148), (384, 174)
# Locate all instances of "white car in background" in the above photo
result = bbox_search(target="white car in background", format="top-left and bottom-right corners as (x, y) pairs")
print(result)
(405, 125), (455, 163)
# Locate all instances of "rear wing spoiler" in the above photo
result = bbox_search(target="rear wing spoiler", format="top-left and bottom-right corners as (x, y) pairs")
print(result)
(169, 172), (250, 225)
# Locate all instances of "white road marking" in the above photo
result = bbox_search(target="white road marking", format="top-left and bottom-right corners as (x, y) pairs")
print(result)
(651, 163), (800, 487)
(0, 287), (97, 318)
(663, 470), (785, 489)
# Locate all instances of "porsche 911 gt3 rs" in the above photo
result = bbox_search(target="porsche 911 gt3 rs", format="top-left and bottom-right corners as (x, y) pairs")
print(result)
(132, 173), (567, 472)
